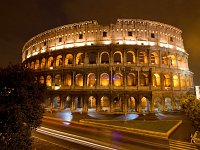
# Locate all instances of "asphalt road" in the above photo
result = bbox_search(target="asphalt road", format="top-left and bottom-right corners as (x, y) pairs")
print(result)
(32, 118), (169, 150)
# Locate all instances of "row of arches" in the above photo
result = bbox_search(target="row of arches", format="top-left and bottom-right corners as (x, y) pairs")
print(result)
(39, 72), (193, 88)
(46, 95), (179, 113)
(27, 50), (188, 70)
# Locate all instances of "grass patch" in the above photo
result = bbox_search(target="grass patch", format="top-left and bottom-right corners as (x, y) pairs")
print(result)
(86, 120), (180, 133)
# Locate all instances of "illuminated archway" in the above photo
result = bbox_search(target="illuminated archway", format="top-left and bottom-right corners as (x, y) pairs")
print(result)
(165, 97), (172, 111)
(141, 97), (150, 112)
(113, 73), (123, 86)
(39, 76), (44, 84)
(173, 75), (179, 88)
(128, 97), (135, 112)
(46, 75), (52, 86)
(164, 74), (171, 87)
(139, 51), (148, 64)
(31, 61), (35, 69)
(177, 55), (182, 68)
(76, 53), (84, 65)
(140, 73), (149, 86)
(64, 74), (72, 87)
(100, 73), (109, 86)
(127, 51), (136, 64)
(170, 55), (176, 67)
(47, 57), (54, 68)
(75, 74), (83, 86)
(100, 52), (109, 64)
(180, 75), (185, 88)
(87, 73), (96, 87)
(41, 58), (46, 69)
(113, 96), (122, 112)
(56, 55), (62, 67)
(100, 96), (110, 112)
(154, 97), (162, 112)
(88, 96), (96, 112)
(127, 73), (137, 86)
(35, 60), (39, 69)
(152, 73), (160, 87)
(151, 52), (159, 65)
(55, 74), (61, 86)
(65, 54), (73, 65)
(53, 96), (61, 109)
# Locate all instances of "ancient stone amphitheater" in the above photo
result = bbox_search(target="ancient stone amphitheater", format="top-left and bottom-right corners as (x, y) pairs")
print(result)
(22, 19), (193, 113)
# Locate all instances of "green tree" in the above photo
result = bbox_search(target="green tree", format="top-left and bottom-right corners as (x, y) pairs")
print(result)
(0, 64), (46, 150)
(181, 94), (200, 131)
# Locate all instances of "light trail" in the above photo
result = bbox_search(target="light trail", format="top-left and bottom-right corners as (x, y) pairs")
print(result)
(36, 127), (118, 150)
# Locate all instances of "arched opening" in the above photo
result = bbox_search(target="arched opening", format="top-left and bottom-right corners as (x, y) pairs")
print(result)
(183, 57), (188, 68)
(127, 51), (136, 64)
(128, 97), (135, 112)
(31, 61), (35, 69)
(64, 96), (71, 110)
(53, 96), (61, 109)
(127, 73), (137, 86)
(75, 74), (83, 87)
(87, 73), (96, 87)
(55, 74), (61, 86)
(113, 73), (123, 86)
(100, 73), (109, 86)
(73, 96), (83, 111)
(141, 97), (150, 112)
(170, 55), (177, 67)
(100, 96), (110, 112)
(164, 74), (171, 87)
(100, 52), (109, 64)
(154, 97), (162, 112)
(41, 58), (46, 69)
(161, 52), (168, 65)
(177, 55), (182, 68)
(76, 53), (84, 65)
(46, 75), (52, 86)
(113, 96), (122, 112)
(35, 60), (39, 69)
(173, 75), (179, 88)
(64, 73), (72, 87)
(180, 75), (185, 88)
(174, 98), (181, 110)
(151, 52), (159, 65)
(88, 52), (97, 64)
(140, 73), (149, 86)
(165, 97), (172, 111)
(56, 55), (62, 67)
(39, 76), (44, 84)
(152, 73), (160, 87)
(114, 51), (122, 64)
(88, 96), (96, 112)
(65, 54), (73, 65)
(139, 51), (148, 64)
(47, 57), (54, 68)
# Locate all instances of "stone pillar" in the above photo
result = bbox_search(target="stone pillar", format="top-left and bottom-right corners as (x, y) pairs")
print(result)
(83, 95), (88, 113)
(110, 94), (113, 113)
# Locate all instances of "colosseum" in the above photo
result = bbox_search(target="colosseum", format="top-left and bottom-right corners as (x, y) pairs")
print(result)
(22, 19), (193, 113)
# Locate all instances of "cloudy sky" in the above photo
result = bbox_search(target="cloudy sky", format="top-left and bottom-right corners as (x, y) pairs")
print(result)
(0, 0), (200, 85)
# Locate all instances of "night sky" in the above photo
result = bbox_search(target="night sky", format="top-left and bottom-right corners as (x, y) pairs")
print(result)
(0, 0), (200, 85)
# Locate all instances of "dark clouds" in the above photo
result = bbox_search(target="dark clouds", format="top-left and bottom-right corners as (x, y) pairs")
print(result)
(0, 0), (200, 84)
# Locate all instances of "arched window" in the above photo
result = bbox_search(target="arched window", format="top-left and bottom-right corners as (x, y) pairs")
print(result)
(173, 75), (179, 87)
(75, 74), (83, 86)
(152, 73), (160, 87)
(100, 52), (109, 64)
(31, 61), (35, 69)
(47, 57), (54, 68)
(41, 58), (46, 69)
(140, 73), (149, 86)
(56, 55), (62, 67)
(180, 75), (185, 88)
(46, 75), (52, 86)
(35, 60), (39, 69)
(64, 74), (72, 86)
(164, 74), (171, 87)
(139, 51), (148, 64)
(88, 52), (97, 64)
(162, 52), (168, 65)
(100, 73), (109, 86)
(127, 73), (137, 86)
(87, 73), (96, 87)
(76, 53), (84, 65)
(55, 74), (61, 86)
(113, 73), (123, 86)
(65, 54), (73, 65)
(127, 51), (136, 64)
(183, 57), (188, 68)
(177, 55), (182, 68)
(170, 55), (177, 66)
(151, 52), (159, 65)
(39, 76), (44, 84)
(114, 51), (122, 64)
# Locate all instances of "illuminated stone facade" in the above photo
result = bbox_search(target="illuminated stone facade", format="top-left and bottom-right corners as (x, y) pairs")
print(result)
(22, 19), (193, 113)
